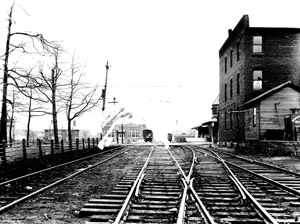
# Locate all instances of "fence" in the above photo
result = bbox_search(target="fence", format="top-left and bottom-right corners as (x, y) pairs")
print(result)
(0, 137), (99, 165)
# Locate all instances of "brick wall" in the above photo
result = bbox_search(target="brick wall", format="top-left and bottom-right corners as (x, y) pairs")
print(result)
(219, 15), (300, 143)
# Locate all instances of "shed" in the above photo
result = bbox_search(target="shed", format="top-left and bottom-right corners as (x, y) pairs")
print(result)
(242, 81), (300, 140)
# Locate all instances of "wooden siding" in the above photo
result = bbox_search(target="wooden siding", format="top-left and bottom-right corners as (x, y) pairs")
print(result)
(246, 87), (300, 140)
(245, 107), (259, 140)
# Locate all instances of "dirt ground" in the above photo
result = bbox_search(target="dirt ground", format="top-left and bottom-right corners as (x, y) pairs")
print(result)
(250, 155), (300, 173)
(217, 146), (300, 173)
(0, 148), (145, 224)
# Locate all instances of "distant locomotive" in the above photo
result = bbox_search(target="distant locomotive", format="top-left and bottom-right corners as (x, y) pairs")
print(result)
(143, 129), (153, 142)
(167, 133), (173, 142)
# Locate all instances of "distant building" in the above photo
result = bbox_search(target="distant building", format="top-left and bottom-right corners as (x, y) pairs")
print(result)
(44, 129), (79, 142)
(219, 15), (300, 142)
(103, 123), (147, 144)
(193, 95), (219, 143)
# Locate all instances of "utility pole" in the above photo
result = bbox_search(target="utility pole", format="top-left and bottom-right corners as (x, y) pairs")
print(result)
(102, 61), (110, 111)
(109, 97), (118, 111)
(108, 97), (124, 144)
(109, 97), (119, 143)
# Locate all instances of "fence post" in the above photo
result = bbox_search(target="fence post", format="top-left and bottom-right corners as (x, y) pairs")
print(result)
(2, 140), (6, 165)
(88, 138), (90, 150)
(38, 139), (42, 157)
(22, 139), (27, 161)
(51, 139), (54, 155)
(82, 138), (85, 150)
(76, 138), (79, 150)
(61, 139), (64, 153)
(92, 138), (95, 149)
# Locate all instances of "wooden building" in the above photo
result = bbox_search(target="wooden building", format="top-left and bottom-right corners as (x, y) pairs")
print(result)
(219, 15), (300, 142)
(243, 82), (300, 140)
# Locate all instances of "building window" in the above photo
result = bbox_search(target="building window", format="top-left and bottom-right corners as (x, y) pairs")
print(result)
(108, 131), (114, 137)
(129, 128), (140, 138)
(230, 79), (233, 99)
(253, 108), (257, 127)
(237, 42), (240, 61)
(237, 73), (240, 95)
(253, 70), (263, 90)
(224, 84), (227, 102)
(225, 57), (227, 73)
(253, 36), (263, 53)
(291, 108), (300, 114)
(230, 50), (233, 67)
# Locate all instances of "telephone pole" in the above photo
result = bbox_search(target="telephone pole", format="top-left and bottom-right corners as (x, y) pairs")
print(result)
(102, 61), (110, 111)
(109, 97), (118, 110)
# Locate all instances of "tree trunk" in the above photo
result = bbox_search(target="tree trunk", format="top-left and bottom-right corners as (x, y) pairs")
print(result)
(0, 4), (13, 142)
(67, 119), (72, 150)
(9, 118), (13, 147)
(51, 69), (59, 148)
(26, 91), (32, 144)
(9, 91), (15, 146)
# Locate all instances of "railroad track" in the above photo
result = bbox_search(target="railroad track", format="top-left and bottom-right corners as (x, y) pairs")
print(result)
(80, 144), (202, 223)
(192, 145), (300, 223)
(0, 145), (142, 214)
(3, 142), (300, 223)
(81, 144), (287, 223)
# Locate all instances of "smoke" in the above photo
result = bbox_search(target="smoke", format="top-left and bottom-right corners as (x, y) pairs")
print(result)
(98, 108), (132, 149)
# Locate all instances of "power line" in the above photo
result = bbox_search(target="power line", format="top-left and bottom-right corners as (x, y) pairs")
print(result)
(103, 84), (206, 88)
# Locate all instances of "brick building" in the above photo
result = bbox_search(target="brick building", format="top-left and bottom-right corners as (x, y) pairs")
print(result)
(219, 15), (300, 142)
(103, 123), (147, 144)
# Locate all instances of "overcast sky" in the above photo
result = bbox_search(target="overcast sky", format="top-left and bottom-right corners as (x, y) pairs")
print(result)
(1, 0), (300, 139)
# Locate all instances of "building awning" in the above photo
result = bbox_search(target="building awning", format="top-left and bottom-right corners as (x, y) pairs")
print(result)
(192, 117), (217, 129)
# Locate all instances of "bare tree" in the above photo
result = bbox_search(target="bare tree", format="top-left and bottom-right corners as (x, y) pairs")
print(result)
(0, 3), (53, 142)
(17, 84), (48, 144)
(35, 44), (66, 148)
(62, 53), (101, 149)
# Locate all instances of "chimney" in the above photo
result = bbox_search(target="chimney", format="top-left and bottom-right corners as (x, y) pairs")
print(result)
(228, 29), (233, 37)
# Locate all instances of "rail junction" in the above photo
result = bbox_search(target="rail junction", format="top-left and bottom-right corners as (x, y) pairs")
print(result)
(0, 144), (300, 223)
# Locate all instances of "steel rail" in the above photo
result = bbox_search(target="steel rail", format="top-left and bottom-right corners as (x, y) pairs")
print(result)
(228, 175), (246, 200)
(169, 146), (210, 224)
(214, 149), (300, 178)
(225, 167), (278, 224)
(194, 146), (278, 224)
(0, 145), (138, 214)
(113, 145), (156, 224)
(167, 147), (190, 183)
(204, 147), (300, 197)
(189, 178), (216, 224)
(135, 173), (145, 197)
(177, 178), (188, 224)
(227, 160), (300, 197)
(0, 145), (129, 187)
(196, 147), (247, 200)
(182, 145), (196, 182)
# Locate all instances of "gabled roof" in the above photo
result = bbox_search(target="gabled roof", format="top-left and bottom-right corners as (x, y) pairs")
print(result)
(242, 81), (300, 107)
(212, 94), (219, 105)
